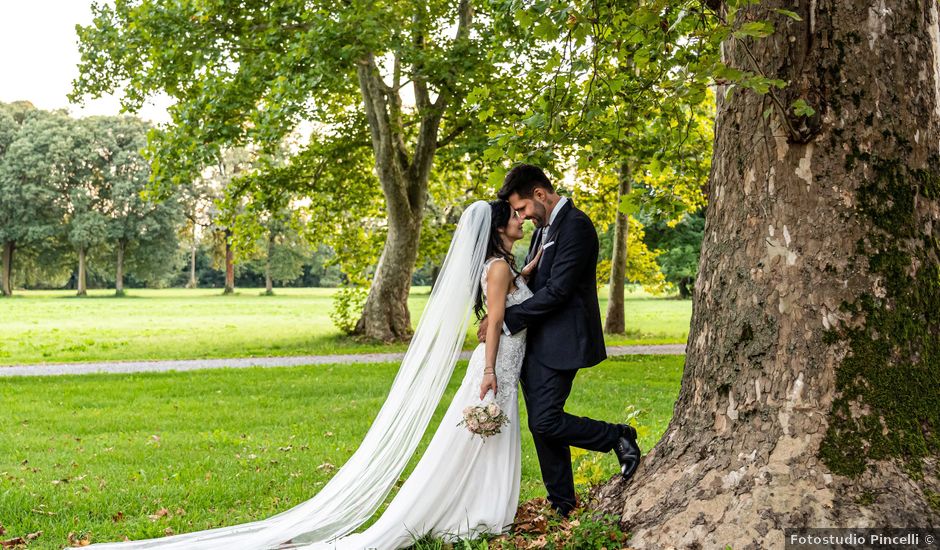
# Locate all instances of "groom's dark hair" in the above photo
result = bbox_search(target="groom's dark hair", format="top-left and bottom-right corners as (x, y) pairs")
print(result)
(497, 164), (554, 200)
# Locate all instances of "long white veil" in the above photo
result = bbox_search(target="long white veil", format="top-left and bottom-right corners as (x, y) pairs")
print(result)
(88, 200), (492, 549)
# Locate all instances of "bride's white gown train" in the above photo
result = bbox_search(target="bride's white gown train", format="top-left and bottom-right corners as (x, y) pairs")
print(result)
(312, 258), (532, 549)
(83, 202), (520, 550)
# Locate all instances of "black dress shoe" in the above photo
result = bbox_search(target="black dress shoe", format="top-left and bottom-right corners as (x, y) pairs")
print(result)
(614, 424), (641, 480)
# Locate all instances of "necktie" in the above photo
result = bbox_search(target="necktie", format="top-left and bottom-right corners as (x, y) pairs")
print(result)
(537, 224), (550, 267)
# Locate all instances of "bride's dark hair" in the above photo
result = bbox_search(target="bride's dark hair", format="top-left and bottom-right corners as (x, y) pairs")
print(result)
(474, 200), (519, 320)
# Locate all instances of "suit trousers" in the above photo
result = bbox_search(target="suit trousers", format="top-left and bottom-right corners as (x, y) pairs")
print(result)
(519, 359), (620, 515)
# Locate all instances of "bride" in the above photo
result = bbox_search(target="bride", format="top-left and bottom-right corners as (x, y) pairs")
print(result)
(88, 200), (541, 549)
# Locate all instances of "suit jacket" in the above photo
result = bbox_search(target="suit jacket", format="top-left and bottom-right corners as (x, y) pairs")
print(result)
(504, 200), (607, 370)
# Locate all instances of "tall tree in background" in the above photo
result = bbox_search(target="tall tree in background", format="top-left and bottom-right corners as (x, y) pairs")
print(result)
(643, 211), (706, 299)
(90, 116), (184, 294)
(177, 176), (217, 289)
(204, 148), (254, 295)
(72, 0), (538, 340)
(477, 0), (713, 333)
(64, 118), (109, 296)
(592, 1), (940, 544)
(0, 109), (72, 296)
(225, 182), (311, 296)
(0, 103), (22, 296)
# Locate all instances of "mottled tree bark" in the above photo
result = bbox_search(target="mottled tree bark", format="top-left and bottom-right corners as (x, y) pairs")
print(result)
(592, 2), (940, 547)
(223, 228), (234, 295)
(115, 239), (126, 296)
(605, 163), (632, 334)
(77, 246), (87, 296)
(2, 241), (14, 297)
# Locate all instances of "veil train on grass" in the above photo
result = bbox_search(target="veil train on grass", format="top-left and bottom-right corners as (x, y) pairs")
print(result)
(87, 201), (492, 549)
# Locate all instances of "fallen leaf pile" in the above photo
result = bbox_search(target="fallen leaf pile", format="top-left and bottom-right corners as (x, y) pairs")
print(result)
(67, 532), (91, 547)
(0, 528), (41, 549)
(486, 498), (629, 549)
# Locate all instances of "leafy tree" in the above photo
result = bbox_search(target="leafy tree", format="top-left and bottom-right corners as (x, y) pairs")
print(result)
(83, 116), (185, 294)
(471, 0), (714, 333)
(642, 211), (705, 298)
(203, 147), (254, 294)
(72, 0), (541, 340)
(0, 103), (22, 295)
(176, 172), (218, 289)
(0, 108), (73, 295)
(228, 187), (311, 296)
(59, 117), (113, 296)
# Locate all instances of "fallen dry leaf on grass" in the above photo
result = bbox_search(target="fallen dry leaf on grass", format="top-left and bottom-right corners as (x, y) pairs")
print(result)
(1, 530), (41, 549)
(111, 512), (124, 523)
(67, 532), (91, 547)
(147, 508), (170, 521)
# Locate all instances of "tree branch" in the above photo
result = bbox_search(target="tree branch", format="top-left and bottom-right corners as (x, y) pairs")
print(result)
(436, 122), (468, 149)
(356, 53), (410, 213)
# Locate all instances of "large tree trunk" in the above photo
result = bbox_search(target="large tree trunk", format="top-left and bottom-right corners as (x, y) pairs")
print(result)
(350, 1), (471, 341)
(351, 58), (436, 341)
(354, 203), (423, 340)
(604, 163), (632, 334)
(115, 239), (126, 296)
(1, 241), (14, 297)
(187, 225), (198, 289)
(591, 2), (940, 547)
(223, 228), (234, 295)
(77, 246), (87, 296)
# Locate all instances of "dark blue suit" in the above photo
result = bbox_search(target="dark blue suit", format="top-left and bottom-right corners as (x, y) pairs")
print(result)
(504, 200), (619, 514)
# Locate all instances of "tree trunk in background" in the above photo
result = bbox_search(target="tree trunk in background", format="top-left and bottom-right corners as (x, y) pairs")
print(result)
(115, 239), (126, 296)
(678, 276), (693, 299)
(354, 202), (423, 340)
(2, 241), (14, 297)
(76, 246), (87, 296)
(223, 228), (234, 295)
(187, 225), (198, 289)
(430, 264), (441, 290)
(264, 232), (274, 295)
(350, 2), (471, 341)
(591, 2), (940, 547)
(352, 54), (438, 341)
(604, 163), (632, 334)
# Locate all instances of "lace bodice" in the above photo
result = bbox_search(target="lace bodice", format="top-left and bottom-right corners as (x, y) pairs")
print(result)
(468, 257), (532, 411)
(480, 257), (533, 307)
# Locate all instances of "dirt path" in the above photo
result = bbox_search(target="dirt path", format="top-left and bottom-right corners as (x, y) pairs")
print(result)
(0, 344), (685, 377)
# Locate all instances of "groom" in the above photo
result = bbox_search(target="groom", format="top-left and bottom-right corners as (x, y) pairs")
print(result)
(480, 164), (641, 517)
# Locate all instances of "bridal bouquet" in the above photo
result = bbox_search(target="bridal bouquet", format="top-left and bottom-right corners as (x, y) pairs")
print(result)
(459, 402), (509, 439)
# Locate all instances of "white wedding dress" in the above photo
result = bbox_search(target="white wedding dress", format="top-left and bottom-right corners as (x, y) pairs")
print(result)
(84, 201), (526, 550)
(312, 258), (532, 549)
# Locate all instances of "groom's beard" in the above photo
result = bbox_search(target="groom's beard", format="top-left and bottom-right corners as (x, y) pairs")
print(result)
(532, 202), (547, 228)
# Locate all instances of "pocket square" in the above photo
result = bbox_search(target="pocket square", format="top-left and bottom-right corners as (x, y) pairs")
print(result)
(542, 241), (555, 250)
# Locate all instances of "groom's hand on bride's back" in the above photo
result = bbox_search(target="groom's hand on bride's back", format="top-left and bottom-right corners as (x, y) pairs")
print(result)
(477, 316), (488, 343)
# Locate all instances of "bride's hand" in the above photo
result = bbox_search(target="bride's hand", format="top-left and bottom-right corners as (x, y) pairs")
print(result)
(477, 316), (488, 343)
(479, 373), (498, 400)
(521, 246), (544, 280)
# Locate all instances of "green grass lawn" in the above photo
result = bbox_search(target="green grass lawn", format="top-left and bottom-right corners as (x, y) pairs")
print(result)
(0, 287), (691, 366)
(0, 354), (683, 549)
